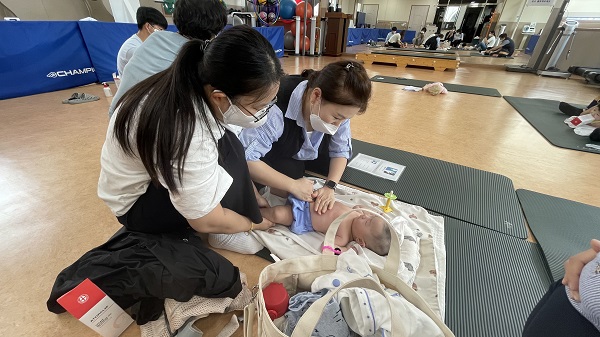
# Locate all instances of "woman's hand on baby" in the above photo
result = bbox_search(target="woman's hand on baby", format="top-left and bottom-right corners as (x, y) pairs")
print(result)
(290, 178), (315, 202)
(312, 187), (335, 215)
(254, 217), (275, 231)
(562, 239), (600, 301)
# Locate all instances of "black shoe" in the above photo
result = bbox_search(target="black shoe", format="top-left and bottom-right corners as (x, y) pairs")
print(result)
(591, 128), (600, 142)
(558, 102), (584, 117)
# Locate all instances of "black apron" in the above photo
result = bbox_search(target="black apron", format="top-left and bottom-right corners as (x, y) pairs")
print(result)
(118, 128), (262, 233)
(261, 75), (331, 180)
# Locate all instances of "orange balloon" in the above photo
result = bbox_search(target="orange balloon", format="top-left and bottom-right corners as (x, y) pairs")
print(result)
(295, 1), (313, 18)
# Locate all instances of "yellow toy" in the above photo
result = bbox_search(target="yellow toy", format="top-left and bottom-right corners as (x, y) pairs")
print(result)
(381, 190), (397, 213)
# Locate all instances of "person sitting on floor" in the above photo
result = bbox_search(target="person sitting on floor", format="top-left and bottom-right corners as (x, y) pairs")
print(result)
(260, 199), (392, 256)
(476, 30), (496, 51)
(424, 33), (444, 50)
(484, 33), (514, 57)
(523, 239), (600, 337)
(444, 29), (456, 42)
(384, 26), (398, 46)
(560, 99), (600, 141)
(385, 27), (403, 48)
(451, 29), (464, 48)
(413, 27), (427, 47)
(116, 7), (168, 76)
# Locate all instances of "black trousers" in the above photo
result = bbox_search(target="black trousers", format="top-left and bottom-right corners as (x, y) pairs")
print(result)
(117, 183), (189, 234)
(522, 279), (600, 337)
(388, 42), (401, 48)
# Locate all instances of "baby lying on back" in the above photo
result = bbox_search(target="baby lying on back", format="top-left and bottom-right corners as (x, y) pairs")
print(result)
(260, 196), (391, 255)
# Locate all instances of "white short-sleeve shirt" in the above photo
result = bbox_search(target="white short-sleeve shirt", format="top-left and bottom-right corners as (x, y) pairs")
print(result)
(116, 34), (142, 77)
(98, 102), (233, 220)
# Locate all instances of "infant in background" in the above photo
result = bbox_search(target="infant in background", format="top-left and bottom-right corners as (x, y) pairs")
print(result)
(260, 196), (391, 256)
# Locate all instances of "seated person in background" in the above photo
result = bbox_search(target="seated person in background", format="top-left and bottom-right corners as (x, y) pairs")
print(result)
(385, 27), (402, 48)
(424, 33), (444, 50)
(523, 240), (600, 337)
(260, 198), (392, 256)
(451, 29), (464, 48)
(484, 33), (514, 57)
(116, 7), (168, 76)
(476, 30), (496, 51)
(444, 29), (456, 42)
(559, 94), (600, 116)
(413, 27), (427, 46)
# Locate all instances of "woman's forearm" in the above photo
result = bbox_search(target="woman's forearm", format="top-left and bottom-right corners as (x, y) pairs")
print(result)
(247, 160), (295, 192)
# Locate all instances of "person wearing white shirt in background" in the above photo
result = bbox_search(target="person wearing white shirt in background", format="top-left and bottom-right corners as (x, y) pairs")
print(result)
(476, 30), (496, 51)
(116, 7), (168, 77)
(384, 27), (401, 47)
(384, 27), (400, 47)
(451, 29), (464, 48)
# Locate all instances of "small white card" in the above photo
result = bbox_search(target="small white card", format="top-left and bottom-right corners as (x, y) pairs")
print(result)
(348, 153), (406, 182)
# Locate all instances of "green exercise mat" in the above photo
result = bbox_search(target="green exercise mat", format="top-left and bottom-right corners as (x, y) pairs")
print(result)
(371, 75), (502, 97)
(517, 189), (600, 281)
(444, 216), (552, 337)
(504, 96), (600, 154)
(341, 140), (527, 238)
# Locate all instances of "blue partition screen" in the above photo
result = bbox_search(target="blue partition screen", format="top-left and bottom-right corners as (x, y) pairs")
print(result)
(78, 21), (139, 83)
(0, 21), (98, 100)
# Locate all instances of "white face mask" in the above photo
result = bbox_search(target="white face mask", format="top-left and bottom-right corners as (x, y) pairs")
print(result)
(214, 91), (269, 128)
(309, 99), (339, 135)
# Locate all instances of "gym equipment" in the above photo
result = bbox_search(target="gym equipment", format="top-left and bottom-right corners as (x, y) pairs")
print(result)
(279, 0), (296, 19)
(357, 50), (460, 72)
(284, 30), (295, 49)
(371, 76), (501, 97)
(506, 0), (579, 78)
(503, 96), (600, 154)
(338, 139), (528, 238)
(517, 189), (600, 281)
(295, 1), (312, 18)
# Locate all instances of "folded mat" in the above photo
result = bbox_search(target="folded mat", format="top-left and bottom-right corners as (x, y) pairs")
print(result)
(339, 140), (527, 238)
(389, 47), (457, 54)
(517, 189), (600, 281)
(444, 216), (552, 337)
(504, 96), (600, 154)
(371, 75), (502, 97)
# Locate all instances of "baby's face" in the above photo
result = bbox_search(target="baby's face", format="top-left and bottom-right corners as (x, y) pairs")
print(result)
(352, 213), (386, 242)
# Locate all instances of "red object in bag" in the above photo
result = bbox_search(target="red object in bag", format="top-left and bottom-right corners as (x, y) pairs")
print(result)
(262, 282), (289, 320)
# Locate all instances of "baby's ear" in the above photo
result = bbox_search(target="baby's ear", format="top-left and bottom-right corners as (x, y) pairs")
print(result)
(356, 238), (366, 247)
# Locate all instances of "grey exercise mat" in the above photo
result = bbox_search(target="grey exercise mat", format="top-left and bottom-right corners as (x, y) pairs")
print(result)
(469, 51), (514, 59)
(372, 49), (458, 60)
(504, 96), (600, 154)
(387, 47), (457, 55)
(517, 189), (600, 281)
(444, 217), (552, 337)
(341, 140), (527, 238)
(371, 75), (502, 97)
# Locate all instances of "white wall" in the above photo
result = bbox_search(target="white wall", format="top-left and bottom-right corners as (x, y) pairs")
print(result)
(361, 0), (437, 23)
(3, 0), (90, 20)
(566, 0), (600, 18)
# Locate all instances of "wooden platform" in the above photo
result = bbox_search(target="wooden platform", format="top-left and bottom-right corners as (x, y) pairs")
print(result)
(356, 50), (460, 71)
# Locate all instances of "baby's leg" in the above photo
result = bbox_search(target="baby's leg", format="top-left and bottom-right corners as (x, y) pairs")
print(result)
(260, 205), (294, 226)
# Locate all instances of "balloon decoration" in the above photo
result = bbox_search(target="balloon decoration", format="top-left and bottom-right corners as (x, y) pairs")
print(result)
(253, 0), (280, 26)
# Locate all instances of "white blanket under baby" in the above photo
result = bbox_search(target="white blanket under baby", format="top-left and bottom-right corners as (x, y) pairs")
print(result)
(209, 178), (447, 320)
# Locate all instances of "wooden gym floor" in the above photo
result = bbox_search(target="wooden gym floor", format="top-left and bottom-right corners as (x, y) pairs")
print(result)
(1, 50), (599, 336)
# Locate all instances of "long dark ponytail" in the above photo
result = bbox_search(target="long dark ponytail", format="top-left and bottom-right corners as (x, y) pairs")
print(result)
(113, 26), (284, 193)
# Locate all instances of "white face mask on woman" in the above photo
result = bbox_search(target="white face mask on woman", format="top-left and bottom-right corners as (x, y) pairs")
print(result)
(214, 91), (269, 128)
(309, 99), (339, 135)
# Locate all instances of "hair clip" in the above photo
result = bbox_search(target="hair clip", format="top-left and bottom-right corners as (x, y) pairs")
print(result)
(345, 63), (355, 71)
(200, 39), (211, 51)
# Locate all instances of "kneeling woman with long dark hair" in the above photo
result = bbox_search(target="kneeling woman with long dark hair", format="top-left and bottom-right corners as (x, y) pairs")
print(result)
(98, 26), (284, 234)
